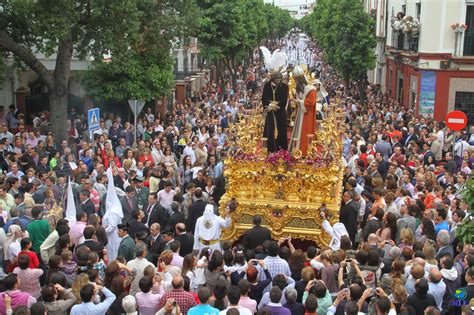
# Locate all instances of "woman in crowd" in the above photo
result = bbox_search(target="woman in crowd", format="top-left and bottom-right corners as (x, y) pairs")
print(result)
(13, 254), (43, 299)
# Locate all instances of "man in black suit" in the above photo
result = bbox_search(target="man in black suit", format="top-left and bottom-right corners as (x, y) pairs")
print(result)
(169, 201), (185, 230)
(19, 145), (38, 172)
(113, 167), (128, 191)
(76, 225), (104, 258)
(403, 126), (418, 147)
(120, 186), (137, 223)
(142, 193), (169, 229)
(148, 222), (164, 265)
(444, 152), (457, 174)
(453, 268), (474, 314)
(339, 190), (358, 247)
(241, 215), (272, 250)
(422, 142), (436, 165)
(175, 223), (194, 257)
(79, 189), (95, 217)
(186, 188), (207, 233)
(128, 209), (147, 240)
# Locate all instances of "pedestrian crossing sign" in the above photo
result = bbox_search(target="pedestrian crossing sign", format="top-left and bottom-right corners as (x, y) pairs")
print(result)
(88, 108), (100, 132)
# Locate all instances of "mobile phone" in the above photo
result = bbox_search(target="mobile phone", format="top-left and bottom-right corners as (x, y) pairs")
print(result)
(172, 301), (177, 307)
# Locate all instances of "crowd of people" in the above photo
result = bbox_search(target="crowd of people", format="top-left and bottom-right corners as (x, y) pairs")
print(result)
(0, 33), (470, 315)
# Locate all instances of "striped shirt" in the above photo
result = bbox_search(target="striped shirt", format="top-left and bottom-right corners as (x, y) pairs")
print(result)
(259, 256), (291, 293)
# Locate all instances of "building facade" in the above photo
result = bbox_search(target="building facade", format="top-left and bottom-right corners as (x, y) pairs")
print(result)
(264, 0), (315, 19)
(0, 37), (205, 119)
(366, 0), (474, 125)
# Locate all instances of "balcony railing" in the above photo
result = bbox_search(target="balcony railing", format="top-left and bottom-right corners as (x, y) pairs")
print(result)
(391, 30), (419, 53)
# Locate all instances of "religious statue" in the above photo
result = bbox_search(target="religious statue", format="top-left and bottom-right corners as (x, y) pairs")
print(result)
(289, 65), (317, 155)
(260, 47), (289, 152)
(311, 76), (329, 120)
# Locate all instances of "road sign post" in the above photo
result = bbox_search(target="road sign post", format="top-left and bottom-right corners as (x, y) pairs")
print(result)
(446, 110), (468, 131)
(88, 108), (100, 140)
(128, 100), (146, 146)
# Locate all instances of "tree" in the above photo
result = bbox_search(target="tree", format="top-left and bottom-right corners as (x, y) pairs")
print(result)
(304, 0), (376, 98)
(196, 0), (293, 83)
(0, 0), (195, 141)
(82, 0), (198, 102)
(455, 178), (474, 245)
(265, 4), (294, 42)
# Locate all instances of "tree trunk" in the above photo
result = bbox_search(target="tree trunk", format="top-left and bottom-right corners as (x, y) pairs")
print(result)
(50, 33), (73, 142)
(357, 78), (367, 104)
(0, 29), (72, 143)
(49, 84), (69, 142)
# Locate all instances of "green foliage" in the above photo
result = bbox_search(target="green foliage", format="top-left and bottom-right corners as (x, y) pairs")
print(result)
(0, 0), (197, 100)
(82, 0), (196, 100)
(0, 58), (5, 86)
(303, 0), (376, 84)
(0, 0), (141, 60)
(82, 50), (174, 101)
(265, 4), (294, 40)
(196, 0), (293, 72)
(456, 178), (474, 245)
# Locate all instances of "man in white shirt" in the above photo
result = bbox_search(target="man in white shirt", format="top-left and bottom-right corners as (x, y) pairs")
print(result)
(145, 108), (155, 123)
(156, 181), (176, 212)
(219, 285), (252, 315)
(70, 283), (116, 315)
(127, 242), (154, 296)
(182, 140), (196, 165)
(151, 140), (164, 166)
(0, 124), (13, 143)
(454, 135), (470, 159)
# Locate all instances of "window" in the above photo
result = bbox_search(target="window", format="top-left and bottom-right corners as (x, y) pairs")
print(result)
(416, 3), (421, 20)
(455, 92), (474, 127)
(464, 6), (474, 56)
(402, 5), (406, 15)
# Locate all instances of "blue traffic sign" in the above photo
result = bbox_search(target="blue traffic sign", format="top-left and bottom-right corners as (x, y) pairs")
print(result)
(88, 108), (100, 132)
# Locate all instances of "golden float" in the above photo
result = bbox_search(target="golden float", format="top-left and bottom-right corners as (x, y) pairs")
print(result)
(220, 84), (346, 247)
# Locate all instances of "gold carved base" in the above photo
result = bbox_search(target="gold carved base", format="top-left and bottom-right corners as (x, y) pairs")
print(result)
(222, 87), (346, 248)
(219, 160), (344, 248)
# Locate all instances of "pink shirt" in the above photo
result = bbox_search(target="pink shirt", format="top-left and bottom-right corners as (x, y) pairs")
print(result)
(170, 253), (184, 269)
(136, 291), (163, 315)
(13, 268), (43, 299)
(69, 221), (86, 245)
(0, 290), (36, 315)
(157, 189), (176, 209)
(239, 296), (257, 314)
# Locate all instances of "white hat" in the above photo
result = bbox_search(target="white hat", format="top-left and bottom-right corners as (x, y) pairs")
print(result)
(292, 65), (305, 78)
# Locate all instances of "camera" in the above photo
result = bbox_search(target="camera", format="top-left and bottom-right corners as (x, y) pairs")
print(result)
(319, 203), (327, 218)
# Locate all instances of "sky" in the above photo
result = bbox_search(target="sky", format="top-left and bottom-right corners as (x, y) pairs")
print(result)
(263, 0), (315, 11)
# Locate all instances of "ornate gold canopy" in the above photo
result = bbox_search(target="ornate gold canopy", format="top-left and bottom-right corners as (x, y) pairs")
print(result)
(220, 90), (346, 247)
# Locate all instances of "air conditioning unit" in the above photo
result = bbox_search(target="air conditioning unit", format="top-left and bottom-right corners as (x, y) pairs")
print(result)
(440, 60), (451, 69)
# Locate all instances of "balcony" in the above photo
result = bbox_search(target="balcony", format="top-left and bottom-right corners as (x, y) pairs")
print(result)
(390, 30), (419, 53)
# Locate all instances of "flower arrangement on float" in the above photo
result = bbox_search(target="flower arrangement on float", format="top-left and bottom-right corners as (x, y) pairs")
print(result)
(233, 149), (332, 169)
(266, 150), (296, 166)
